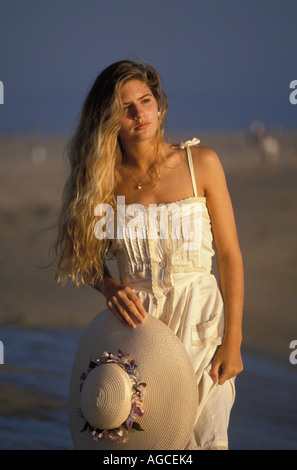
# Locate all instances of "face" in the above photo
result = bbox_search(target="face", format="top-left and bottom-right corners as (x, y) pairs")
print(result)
(118, 79), (159, 146)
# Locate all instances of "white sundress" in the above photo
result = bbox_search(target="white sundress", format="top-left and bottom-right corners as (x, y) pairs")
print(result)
(108, 138), (236, 450)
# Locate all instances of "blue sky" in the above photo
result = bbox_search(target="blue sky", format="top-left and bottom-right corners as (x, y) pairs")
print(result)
(0, 0), (296, 134)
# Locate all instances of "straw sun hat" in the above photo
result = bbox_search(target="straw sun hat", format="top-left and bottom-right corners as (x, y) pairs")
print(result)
(69, 309), (198, 450)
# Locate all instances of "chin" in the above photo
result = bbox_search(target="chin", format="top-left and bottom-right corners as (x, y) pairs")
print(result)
(135, 127), (158, 141)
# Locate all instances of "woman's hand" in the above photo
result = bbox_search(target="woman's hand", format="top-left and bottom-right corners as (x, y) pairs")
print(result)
(105, 280), (147, 329)
(210, 338), (243, 385)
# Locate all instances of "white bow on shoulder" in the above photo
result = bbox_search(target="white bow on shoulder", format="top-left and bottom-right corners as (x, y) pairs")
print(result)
(179, 137), (200, 149)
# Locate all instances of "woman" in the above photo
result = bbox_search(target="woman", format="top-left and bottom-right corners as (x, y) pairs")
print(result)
(55, 60), (244, 450)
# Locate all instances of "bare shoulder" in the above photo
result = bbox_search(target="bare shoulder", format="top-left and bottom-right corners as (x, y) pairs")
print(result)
(191, 145), (222, 169)
(190, 145), (226, 193)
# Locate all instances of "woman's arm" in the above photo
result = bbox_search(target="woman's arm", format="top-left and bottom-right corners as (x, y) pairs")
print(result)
(196, 147), (244, 385)
(92, 262), (147, 329)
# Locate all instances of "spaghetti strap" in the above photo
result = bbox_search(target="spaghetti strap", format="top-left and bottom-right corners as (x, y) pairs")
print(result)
(179, 138), (200, 198)
(186, 146), (198, 197)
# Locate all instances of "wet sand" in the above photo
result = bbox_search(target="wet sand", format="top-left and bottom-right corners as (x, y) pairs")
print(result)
(0, 131), (297, 449)
(0, 327), (296, 450)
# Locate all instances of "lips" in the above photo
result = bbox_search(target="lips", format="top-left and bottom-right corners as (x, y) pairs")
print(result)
(135, 122), (149, 131)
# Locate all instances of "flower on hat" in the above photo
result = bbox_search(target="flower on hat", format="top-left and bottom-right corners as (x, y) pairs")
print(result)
(79, 350), (146, 443)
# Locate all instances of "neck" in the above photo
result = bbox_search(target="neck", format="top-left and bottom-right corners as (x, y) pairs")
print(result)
(121, 139), (162, 172)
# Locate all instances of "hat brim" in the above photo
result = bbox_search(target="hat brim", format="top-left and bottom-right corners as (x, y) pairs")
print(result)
(69, 309), (198, 450)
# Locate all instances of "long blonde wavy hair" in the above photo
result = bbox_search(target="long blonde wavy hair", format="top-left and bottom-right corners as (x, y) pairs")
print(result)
(55, 60), (168, 287)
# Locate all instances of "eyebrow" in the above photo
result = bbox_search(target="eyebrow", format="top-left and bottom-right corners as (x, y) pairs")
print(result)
(122, 93), (152, 105)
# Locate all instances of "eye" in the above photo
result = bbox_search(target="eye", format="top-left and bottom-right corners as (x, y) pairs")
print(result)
(123, 104), (130, 111)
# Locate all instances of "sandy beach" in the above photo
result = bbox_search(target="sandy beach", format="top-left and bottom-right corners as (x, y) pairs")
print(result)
(0, 131), (297, 449)
(1, 130), (296, 351)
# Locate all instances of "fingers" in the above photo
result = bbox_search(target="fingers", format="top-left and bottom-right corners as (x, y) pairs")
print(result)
(209, 342), (244, 385)
(210, 361), (230, 385)
(217, 367), (229, 386)
(106, 286), (147, 329)
(209, 359), (221, 384)
(210, 358), (243, 385)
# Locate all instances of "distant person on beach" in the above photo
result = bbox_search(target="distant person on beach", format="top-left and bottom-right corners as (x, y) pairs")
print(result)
(250, 121), (280, 173)
(54, 60), (244, 450)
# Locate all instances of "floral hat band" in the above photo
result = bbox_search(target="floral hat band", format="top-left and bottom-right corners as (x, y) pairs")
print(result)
(79, 351), (146, 443)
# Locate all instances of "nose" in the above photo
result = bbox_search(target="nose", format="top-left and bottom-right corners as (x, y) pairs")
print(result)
(131, 103), (145, 120)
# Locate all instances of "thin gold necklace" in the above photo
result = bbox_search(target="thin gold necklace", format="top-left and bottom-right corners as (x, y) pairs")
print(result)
(123, 160), (164, 191)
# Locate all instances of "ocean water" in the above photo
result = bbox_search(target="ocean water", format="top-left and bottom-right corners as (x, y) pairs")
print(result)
(0, 326), (296, 450)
